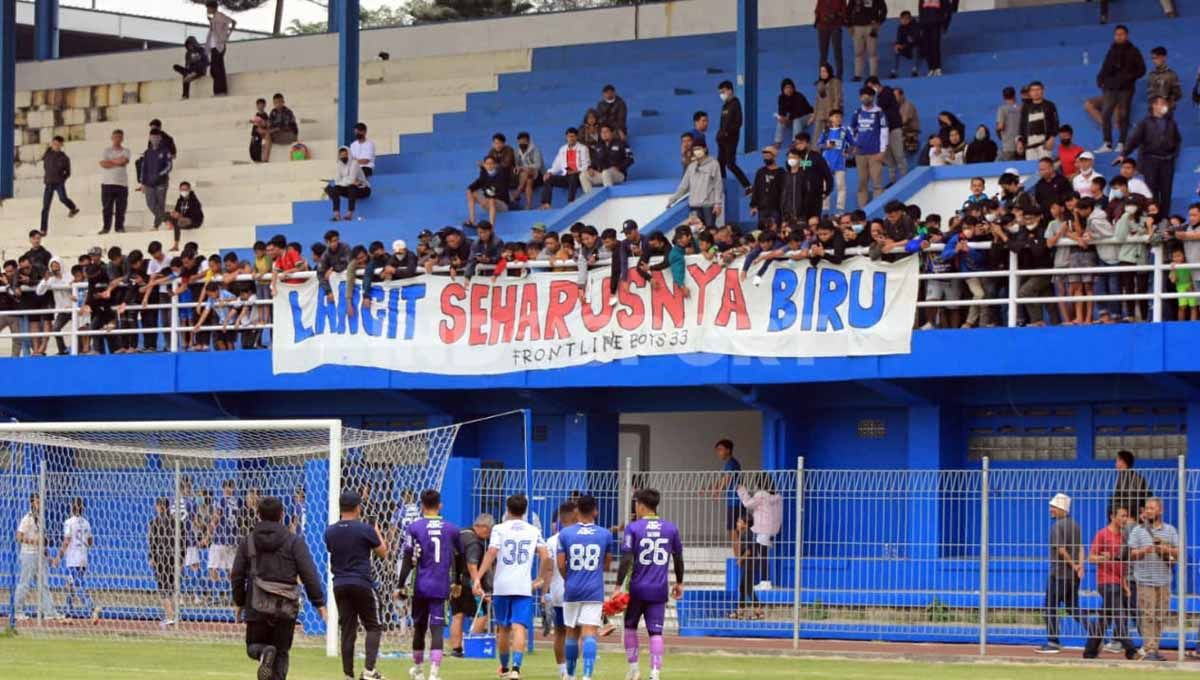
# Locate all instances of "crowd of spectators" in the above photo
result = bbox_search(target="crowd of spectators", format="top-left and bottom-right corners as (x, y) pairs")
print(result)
(7, 7), (1200, 357)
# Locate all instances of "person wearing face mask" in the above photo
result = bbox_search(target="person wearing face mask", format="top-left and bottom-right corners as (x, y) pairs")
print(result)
(327, 146), (371, 222)
(1082, 193), (1122, 323)
(749, 146), (786, 229)
(166, 182), (204, 253)
(514, 132), (544, 209)
(1114, 197), (1151, 321)
(1007, 209), (1055, 326)
(595, 85), (628, 140)
(850, 87), (888, 208)
(349, 122), (376, 178)
(466, 155), (511, 229)
(716, 81), (753, 190)
(1119, 95), (1181, 216)
(667, 142), (724, 228)
(1054, 126), (1083, 177)
(780, 136), (833, 224)
(203, 1), (235, 97)
(1072, 151), (1100, 197)
(964, 125), (998, 164)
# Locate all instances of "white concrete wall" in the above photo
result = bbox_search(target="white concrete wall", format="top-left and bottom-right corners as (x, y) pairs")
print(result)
(15, 0), (1080, 91)
(620, 410), (763, 471)
(903, 172), (1025, 221)
(574, 194), (672, 234)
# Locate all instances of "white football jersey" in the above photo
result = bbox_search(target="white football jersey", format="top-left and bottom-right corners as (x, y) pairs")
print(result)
(488, 518), (545, 597)
(62, 516), (92, 568)
(545, 533), (565, 606)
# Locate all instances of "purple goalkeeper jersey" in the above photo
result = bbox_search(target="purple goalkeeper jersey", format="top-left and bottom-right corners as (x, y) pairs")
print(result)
(405, 516), (462, 600)
(623, 517), (682, 603)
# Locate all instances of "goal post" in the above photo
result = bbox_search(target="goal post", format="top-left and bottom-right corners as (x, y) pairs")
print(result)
(0, 417), (467, 657)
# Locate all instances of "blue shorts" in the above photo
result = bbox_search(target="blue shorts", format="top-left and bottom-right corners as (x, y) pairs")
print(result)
(492, 595), (533, 628)
(178, 289), (195, 323)
(554, 605), (565, 629)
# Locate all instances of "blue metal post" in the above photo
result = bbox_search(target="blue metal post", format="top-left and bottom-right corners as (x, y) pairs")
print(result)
(736, 0), (758, 152)
(328, 0), (340, 34)
(336, 0), (360, 147)
(0, 0), (14, 200)
(34, 0), (60, 62)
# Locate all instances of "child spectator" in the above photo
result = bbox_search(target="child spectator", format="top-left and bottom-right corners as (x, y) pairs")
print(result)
(963, 177), (988, 210)
(891, 11), (921, 78)
(819, 110), (854, 212)
(262, 93), (298, 163)
(1170, 248), (1196, 320)
(920, 224), (957, 329)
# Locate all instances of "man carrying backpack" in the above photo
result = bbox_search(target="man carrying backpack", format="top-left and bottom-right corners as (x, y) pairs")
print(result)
(231, 496), (326, 680)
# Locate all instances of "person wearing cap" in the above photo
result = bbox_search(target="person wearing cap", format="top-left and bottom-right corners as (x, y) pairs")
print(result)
(1128, 497), (1179, 661)
(667, 142), (723, 228)
(324, 490), (388, 680)
(609, 220), (651, 297)
(1036, 493), (1086, 654)
(750, 146), (786, 230)
(1072, 151), (1100, 197)
(230, 496), (326, 680)
(385, 240), (419, 281)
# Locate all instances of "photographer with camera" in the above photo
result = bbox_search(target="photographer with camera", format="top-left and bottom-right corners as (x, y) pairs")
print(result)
(1128, 497), (1179, 661)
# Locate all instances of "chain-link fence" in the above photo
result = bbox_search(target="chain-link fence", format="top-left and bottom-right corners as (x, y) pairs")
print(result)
(476, 459), (1198, 656)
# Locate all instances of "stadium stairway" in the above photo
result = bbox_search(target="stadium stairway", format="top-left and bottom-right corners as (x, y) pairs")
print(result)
(257, 0), (1200, 253)
(0, 50), (530, 262)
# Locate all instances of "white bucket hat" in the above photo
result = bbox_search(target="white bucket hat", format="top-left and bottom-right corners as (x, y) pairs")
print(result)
(1049, 493), (1071, 513)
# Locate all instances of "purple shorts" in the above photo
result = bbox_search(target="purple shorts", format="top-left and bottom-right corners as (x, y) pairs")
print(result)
(412, 596), (446, 628)
(624, 598), (666, 635)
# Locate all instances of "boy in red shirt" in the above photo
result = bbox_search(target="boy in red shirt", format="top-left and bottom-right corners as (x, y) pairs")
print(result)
(1085, 505), (1137, 659)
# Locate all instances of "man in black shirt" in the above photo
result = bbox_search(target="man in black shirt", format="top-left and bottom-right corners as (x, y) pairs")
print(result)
(584, 124), (633, 189)
(716, 81), (752, 190)
(231, 496), (326, 680)
(449, 513), (495, 657)
(749, 146), (786, 229)
(1033, 158), (1072, 220)
(0, 260), (19, 356)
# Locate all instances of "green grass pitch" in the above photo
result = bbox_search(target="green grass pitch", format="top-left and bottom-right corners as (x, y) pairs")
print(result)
(2, 637), (1197, 679)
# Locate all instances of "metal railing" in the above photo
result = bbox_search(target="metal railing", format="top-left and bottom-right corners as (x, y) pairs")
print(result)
(1, 235), (1195, 357)
(477, 460), (1197, 658)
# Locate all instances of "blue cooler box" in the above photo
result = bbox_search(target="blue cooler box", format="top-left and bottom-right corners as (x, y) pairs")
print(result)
(463, 633), (496, 659)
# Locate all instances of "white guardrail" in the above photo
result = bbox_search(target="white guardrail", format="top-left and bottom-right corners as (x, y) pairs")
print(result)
(0, 235), (1194, 356)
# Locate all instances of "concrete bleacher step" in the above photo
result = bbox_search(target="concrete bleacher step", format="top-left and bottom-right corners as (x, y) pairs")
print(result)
(2, 225), (259, 259)
(0, 201), (294, 235)
(113, 86), (479, 121)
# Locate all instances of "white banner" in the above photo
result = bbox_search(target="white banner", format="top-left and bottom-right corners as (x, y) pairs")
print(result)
(271, 256), (918, 376)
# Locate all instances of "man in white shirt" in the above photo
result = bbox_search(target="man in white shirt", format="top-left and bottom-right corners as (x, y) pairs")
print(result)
(55, 497), (98, 621)
(1071, 151), (1101, 197)
(97, 129), (130, 235)
(540, 128), (591, 209)
(13, 493), (60, 620)
(350, 122), (377, 178)
(205, 0), (236, 96)
(1116, 158), (1153, 199)
(474, 495), (554, 680)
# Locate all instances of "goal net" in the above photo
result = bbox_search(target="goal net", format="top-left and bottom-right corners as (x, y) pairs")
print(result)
(0, 419), (462, 652)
